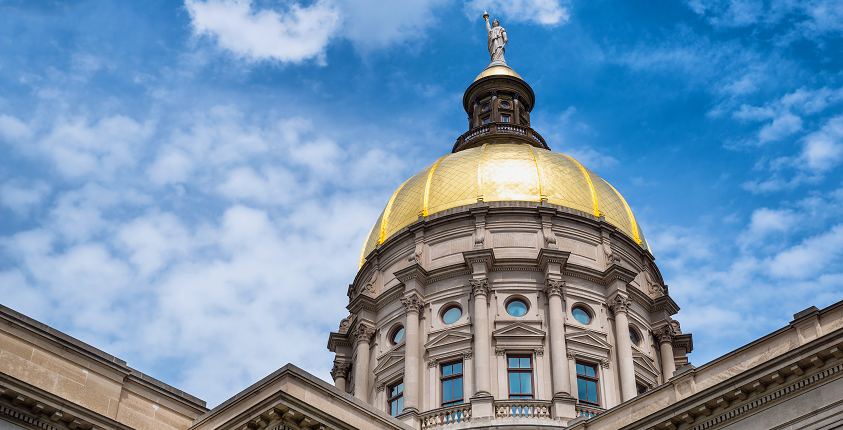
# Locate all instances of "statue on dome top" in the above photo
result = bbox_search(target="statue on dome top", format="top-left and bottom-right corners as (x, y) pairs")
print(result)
(483, 11), (508, 64)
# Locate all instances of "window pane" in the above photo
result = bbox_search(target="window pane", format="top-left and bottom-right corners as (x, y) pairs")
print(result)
(587, 381), (598, 403)
(443, 380), (453, 402)
(391, 386), (398, 396)
(520, 373), (532, 394)
(585, 365), (595, 377)
(572, 308), (591, 325)
(443, 307), (462, 324)
(508, 357), (519, 368)
(454, 377), (463, 400)
(454, 362), (462, 374)
(443, 365), (452, 377)
(397, 382), (403, 393)
(576, 363), (585, 375)
(509, 372), (520, 393)
(577, 378), (587, 401)
(520, 357), (530, 368)
(392, 327), (404, 344)
(629, 330), (639, 345)
(397, 398), (403, 414)
(507, 300), (527, 317)
(391, 402), (397, 416)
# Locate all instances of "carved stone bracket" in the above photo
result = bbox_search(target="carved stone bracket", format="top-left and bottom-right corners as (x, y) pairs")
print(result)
(376, 383), (386, 392)
(534, 347), (544, 357)
(544, 279), (565, 298)
(600, 359), (610, 369)
(470, 278), (491, 297)
(338, 314), (356, 334)
(428, 359), (438, 368)
(463, 350), (474, 360)
(401, 293), (425, 314)
(330, 361), (352, 381)
(495, 347), (506, 356)
(609, 294), (632, 314)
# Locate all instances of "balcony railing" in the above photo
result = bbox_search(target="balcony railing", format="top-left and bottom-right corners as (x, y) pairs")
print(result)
(493, 399), (553, 420)
(453, 123), (549, 152)
(575, 403), (605, 419)
(419, 403), (471, 429)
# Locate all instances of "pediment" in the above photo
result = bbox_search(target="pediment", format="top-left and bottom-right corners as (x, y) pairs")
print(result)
(373, 350), (405, 375)
(492, 323), (546, 340)
(425, 330), (473, 351)
(565, 330), (613, 353)
(632, 351), (660, 378)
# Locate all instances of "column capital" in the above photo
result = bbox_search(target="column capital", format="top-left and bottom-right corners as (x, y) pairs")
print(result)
(400, 293), (425, 314)
(490, 89), (499, 97)
(656, 324), (676, 344)
(330, 361), (352, 381)
(534, 346), (544, 357)
(353, 324), (375, 344)
(512, 92), (521, 101)
(428, 358), (438, 368)
(609, 294), (632, 314)
(543, 279), (565, 298)
(470, 278), (490, 297)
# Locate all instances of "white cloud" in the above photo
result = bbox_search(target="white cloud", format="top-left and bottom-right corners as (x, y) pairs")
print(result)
(185, 0), (340, 64)
(0, 181), (50, 215)
(797, 115), (843, 173)
(686, 0), (843, 41)
(0, 114), (33, 141)
(465, 0), (571, 25)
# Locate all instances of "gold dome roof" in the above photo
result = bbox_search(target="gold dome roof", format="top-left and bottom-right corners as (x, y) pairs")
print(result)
(474, 64), (522, 82)
(360, 144), (647, 266)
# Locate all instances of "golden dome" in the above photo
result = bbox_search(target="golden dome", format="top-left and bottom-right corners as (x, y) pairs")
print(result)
(474, 64), (522, 82)
(360, 144), (648, 266)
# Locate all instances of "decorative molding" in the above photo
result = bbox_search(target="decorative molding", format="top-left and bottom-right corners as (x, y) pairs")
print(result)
(400, 293), (425, 314)
(490, 89), (499, 97)
(353, 324), (375, 344)
(428, 359), (438, 368)
(495, 347), (507, 356)
(656, 323), (676, 345)
(470, 278), (490, 297)
(534, 347), (544, 357)
(330, 361), (351, 381)
(544, 279), (565, 298)
(600, 359), (610, 368)
(609, 294), (632, 314)
(376, 383), (386, 392)
(338, 314), (355, 334)
(463, 350), (473, 360)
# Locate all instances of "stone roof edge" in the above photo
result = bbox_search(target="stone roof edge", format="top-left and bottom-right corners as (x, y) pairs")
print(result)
(0, 303), (207, 410)
(191, 363), (414, 430)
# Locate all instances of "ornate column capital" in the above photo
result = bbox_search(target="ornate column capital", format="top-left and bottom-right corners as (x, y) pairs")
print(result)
(400, 293), (425, 314)
(428, 358), (438, 368)
(534, 347), (544, 357)
(656, 324), (676, 345)
(512, 92), (521, 101)
(490, 89), (499, 97)
(330, 361), (352, 381)
(543, 279), (565, 298)
(353, 324), (375, 344)
(609, 294), (632, 315)
(463, 350), (474, 360)
(376, 383), (386, 392)
(495, 346), (506, 356)
(470, 278), (491, 297)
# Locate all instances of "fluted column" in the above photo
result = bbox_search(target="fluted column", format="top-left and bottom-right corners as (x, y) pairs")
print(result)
(331, 361), (352, 392)
(544, 280), (571, 396)
(400, 293), (424, 414)
(490, 90), (499, 123)
(610, 294), (636, 402)
(353, 324), (374, 401)
(471, 278), (492, 396)
(657, 324), (677, 381)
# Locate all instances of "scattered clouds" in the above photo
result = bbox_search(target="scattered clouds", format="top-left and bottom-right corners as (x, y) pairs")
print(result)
(686, 0), (843, 41)
(464, 0), (571, 25)
(0, 181), (50, 215)
(185, 0), (340, 64)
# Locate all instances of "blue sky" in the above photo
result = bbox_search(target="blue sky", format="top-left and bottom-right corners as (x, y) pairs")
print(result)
(2, 0), (843, 407)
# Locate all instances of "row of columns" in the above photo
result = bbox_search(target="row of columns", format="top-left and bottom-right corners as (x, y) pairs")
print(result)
(343, 287), (677, 415)
(469, 90), (525, 129)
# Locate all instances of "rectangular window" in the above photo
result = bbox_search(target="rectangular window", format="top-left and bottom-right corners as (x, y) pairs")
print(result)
(441, 361), (464, 406)
(576, 363), (599, 406)
(388, 380), (404, 417)
(501, 115), (510, 122)
(636, 383), (648, 395)
(507, 356), (533, 399)
(483, 117), (490, 124)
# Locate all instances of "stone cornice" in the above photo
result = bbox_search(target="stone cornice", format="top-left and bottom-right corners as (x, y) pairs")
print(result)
(602, 264), (637, 285)
(346, 291), (378, 314)
(326, 331), (352, 352)
(673, 333), (694, 354)
(393, 263), (428, 285)
(653, 294), (681, 315)
(537, 248), (570, 271)
(462, 248), (496, 272)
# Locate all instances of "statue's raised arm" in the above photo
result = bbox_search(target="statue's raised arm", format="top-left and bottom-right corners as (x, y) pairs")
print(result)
(483, 12), (507, 64)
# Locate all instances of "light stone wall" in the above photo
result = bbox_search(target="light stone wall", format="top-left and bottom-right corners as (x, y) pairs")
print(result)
(0, 314), (205, 430)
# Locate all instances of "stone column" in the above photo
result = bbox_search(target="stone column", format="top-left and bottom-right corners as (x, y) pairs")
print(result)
(490, 90), (499, 123)
(472, 97), (479, 129)
(512, 92), (521, 125)
(610, 294), (636, 402)
(657, 325), (676, 381)
(471, 278), (492, 396)
(400, 293), (424, 414)
(353, 324), (374, 401)
(331, 361), (351, 392)
(544, 280), (571, 397)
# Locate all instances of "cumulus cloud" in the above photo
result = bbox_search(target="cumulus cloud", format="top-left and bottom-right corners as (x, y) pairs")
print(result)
(185, 0), (340, 64)
(0, 181), (50, 215)
(686, 0), (843, 41)
(797, 115), (843, 173)
(464, 0), (571, 25)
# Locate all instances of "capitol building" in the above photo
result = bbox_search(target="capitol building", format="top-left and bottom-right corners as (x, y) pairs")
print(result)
(2, 21), (843, 430)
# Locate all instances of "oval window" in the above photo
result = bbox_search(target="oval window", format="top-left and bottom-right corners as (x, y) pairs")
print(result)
(482, 104), (490, 112)
(629, 328), (640, 346)
(501, 101), (510, 108)
(506, 299), (528, 317)
(391, 326), (404, 344)
(572, 307), (591, 325)
(442, 306), (462, 324)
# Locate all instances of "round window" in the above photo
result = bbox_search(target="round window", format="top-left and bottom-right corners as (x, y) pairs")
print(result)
(442, 306), (462, 324)
(482, 104), (490, 112)
(629, 328), (640, 346)
(572, 306), (591, 325)
(390, 326), (404, 344)
(501, 101), (510, 108)
(506, 299), (528, 317)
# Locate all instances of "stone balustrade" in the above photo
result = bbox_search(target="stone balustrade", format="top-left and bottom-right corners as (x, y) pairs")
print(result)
(575, 403), (605, 419)
(452, 123), (549, 152)
(493, 399), (553, 419)
(419, 404), (471, 429)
